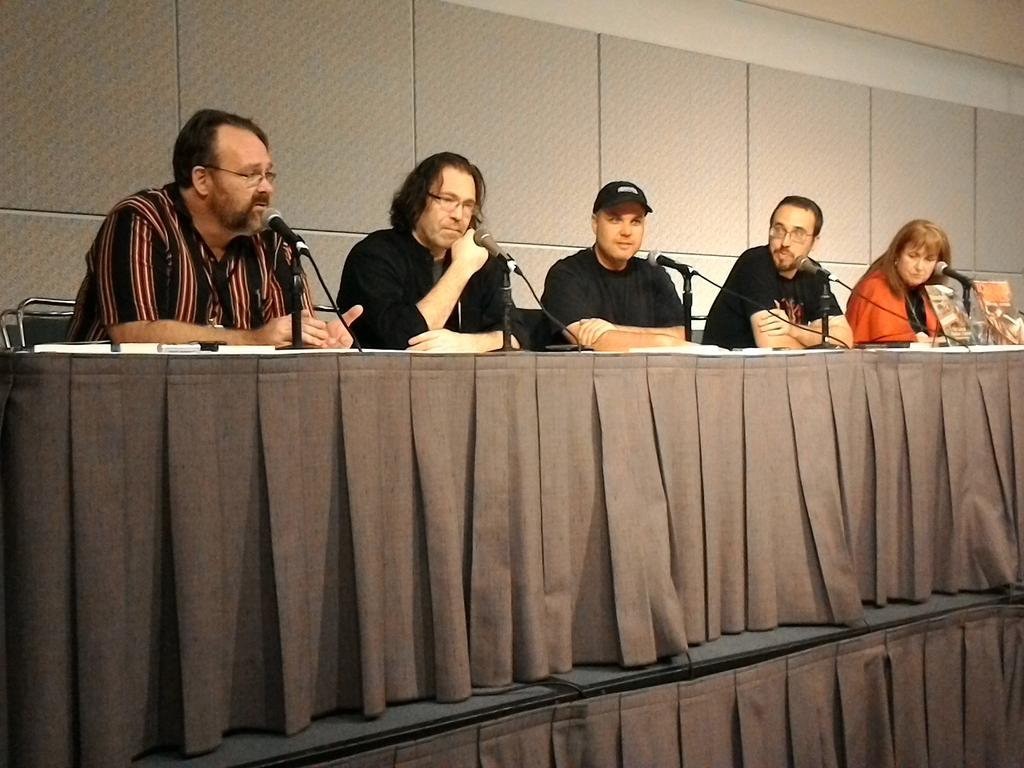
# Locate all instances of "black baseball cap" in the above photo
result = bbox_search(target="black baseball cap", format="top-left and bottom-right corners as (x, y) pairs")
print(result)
(592, 181), (652, 214)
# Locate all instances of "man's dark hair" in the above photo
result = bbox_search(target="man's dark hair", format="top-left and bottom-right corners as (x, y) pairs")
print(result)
(172, 109), (269, 189)
(390, 152), (486, 232)
(770, 195), (824, 237)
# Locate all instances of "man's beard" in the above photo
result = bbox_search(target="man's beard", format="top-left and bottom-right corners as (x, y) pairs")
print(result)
(211, 191), (268, 235)
(771, 246), (798, 272)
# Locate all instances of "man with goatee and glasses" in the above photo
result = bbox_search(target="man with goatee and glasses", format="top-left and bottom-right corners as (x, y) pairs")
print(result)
(68, 108), (360, 347)
(703, 195), (852, 349)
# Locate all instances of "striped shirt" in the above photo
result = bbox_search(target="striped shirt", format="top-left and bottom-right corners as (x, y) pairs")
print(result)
(68, 183), (313, 341)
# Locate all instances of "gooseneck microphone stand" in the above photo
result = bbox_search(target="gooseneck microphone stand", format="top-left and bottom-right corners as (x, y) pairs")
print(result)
(681, 266), (694, 342)
(290, 251), (304, 349)
(500, 259), (514, 351)
(810, 279), (836, 349)
(653, 253), (694, 341)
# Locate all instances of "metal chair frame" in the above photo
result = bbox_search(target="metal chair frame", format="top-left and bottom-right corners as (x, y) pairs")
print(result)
(1, 297), (76, 349)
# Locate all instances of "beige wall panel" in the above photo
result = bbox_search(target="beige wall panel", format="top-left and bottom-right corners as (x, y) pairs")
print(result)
(741, 0), (1024, 68)
(0, 212), (103, 310)
(0, 2), (177, 214)
(976, 109), (1024, 275)
(506, 244), (581, 309)
(415, 0), (599, 245)
(749, 67), (870, 265)
(870, 90), (975, 268)
(451, 0), (1024, 117)
(601, 37), (747, 257)
(178, 0), (414, 233)
(665, 253), (737, 323)
(821, 261), (869, 311)
(294, 231), (365, 308)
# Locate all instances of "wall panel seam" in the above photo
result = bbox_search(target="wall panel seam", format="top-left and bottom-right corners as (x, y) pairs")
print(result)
(174, 0), (182, 127)
(868, 87), (872, 261)
(745, 63), (750, 247)
(972, 107), (978, 271)
(597, 33), (603, 184)
(411, 0), (418, 162)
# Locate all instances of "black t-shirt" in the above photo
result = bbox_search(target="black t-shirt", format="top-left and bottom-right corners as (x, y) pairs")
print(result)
(336, 228), (523, 350)
(539, 248), (687, 346)
(702, 245), (838, 349)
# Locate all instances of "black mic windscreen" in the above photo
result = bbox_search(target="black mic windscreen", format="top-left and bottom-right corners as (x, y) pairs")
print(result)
(473, 227), (499, 253)
(261, 207), (283, 228)
(935, 261), (975, 290)
(655, 253), (694, 276)
(796, 256), (830, 277)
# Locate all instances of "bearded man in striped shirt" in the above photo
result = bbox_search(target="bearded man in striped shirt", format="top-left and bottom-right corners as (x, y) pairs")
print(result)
(68, 108), (361, 347)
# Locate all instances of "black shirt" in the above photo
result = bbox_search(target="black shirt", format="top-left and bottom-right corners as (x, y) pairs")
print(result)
(336, 228), (522, 350)
(539, 248), (687, 346)
(702, 245), (838, 349)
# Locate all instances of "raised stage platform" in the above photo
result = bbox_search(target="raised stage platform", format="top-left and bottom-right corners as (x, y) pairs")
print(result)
(138, 587), (1024, 767)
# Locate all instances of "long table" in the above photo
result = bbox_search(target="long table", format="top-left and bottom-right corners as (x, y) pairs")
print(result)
(1, 349), (1021, 767)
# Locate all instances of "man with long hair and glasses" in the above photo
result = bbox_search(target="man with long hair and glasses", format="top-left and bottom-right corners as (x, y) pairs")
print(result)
(703, 196), (852, 349)
(337, 152), (524, 351)
(68, 108), (361, 347)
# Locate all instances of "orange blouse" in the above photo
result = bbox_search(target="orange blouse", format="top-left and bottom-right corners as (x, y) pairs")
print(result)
(846, 270), (939, 344)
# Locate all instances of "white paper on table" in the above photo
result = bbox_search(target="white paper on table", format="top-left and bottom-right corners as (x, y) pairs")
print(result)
(627, 344), (729, 355)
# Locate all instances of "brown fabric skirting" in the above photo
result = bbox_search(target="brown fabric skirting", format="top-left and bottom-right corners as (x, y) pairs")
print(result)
(1, 350), (1021, 765)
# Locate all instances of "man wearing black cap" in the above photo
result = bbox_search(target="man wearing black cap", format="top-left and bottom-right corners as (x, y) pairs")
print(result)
(539, 181), (691, 350)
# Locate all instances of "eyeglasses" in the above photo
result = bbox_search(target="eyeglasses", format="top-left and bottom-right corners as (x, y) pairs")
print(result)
(428, 192), (478, 219)
(769, 223), (813, 245)
(202, 165), (278, 188)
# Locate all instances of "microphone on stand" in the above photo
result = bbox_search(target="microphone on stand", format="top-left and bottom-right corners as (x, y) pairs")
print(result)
(935, 260), (974, 317)
(795, 255), (832, 278)
(473, 227), (523, 275)
(259, 208), (363, 351)
(472, 226), (582, 351)
(647, 250), (695, 341)
(472, 226), (520, 351)
(653, 251), (696, 278)
(935, 261), (973, 289)
(261, 208), (307, 347)
(261, 208), (311, 255)
(795, 256), (840, 348)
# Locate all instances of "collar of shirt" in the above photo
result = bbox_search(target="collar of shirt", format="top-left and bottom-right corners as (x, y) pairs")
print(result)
(166, 182), (249, 279)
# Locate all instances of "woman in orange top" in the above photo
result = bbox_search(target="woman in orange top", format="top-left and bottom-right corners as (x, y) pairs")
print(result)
(846, 219), (951, 345)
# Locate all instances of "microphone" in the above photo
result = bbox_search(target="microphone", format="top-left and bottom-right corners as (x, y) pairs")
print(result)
(795, 255), (831, 278)
(935, 261), (973, 289)
(653, 251), (695, 277)
(473, 227), (522, 274)
(472, 227), (581, 351)
(261, 208), (310, 254)
(647, 250), (696, 341)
